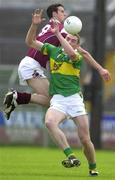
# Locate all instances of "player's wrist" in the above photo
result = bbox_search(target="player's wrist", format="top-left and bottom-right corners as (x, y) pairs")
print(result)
(97, 66), (103, 73)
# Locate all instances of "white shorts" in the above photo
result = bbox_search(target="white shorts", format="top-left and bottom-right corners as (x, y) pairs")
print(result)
(49, 93), (87, 118)
(18, 56), (46, 85)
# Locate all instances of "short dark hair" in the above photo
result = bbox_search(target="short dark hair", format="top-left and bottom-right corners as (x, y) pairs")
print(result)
(46, 3), (64, 19)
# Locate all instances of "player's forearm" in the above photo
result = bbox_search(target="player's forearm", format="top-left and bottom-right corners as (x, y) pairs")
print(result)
(25, 23), (38, 47)
(78, 47), (103, 71)
(25, 23), (43, 50)
(56, 32), (76, 58)
(84, 53), (103, 72)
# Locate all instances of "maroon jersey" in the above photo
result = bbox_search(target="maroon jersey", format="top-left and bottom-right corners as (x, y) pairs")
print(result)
(27, 20), (67, 68)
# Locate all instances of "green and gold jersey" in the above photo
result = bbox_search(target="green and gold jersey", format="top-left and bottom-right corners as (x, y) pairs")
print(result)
(41, 43), (83, 97)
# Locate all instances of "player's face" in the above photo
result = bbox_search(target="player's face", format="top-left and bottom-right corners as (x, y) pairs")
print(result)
(66, 34), (80, 48)
(54, 6), (67, 22)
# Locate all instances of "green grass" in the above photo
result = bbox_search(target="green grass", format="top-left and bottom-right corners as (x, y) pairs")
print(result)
(0, 147), (115, 180)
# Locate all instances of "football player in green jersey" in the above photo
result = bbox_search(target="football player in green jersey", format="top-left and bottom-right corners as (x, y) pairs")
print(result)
(25, 9), (111, 176)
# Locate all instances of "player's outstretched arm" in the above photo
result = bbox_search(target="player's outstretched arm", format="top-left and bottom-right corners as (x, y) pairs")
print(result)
(50, 20), (77, 60)
(77, 46), (111, 82)
(25, 9), (45, 51)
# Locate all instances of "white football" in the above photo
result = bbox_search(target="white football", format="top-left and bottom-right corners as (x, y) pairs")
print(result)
(64, 16), (82, 35)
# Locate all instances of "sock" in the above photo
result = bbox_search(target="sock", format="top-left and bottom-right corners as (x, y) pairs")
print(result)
(16, 92), (31, 104)
(89, 163), (96, 170)
(63, 147), (75, 158)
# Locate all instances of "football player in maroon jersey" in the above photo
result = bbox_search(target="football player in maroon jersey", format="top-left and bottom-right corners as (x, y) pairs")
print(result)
(3, 4), (67, 119)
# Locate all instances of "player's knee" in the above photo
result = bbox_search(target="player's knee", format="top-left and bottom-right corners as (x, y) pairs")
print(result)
(80, 136), (91, 146)
(45, 119), (55, 130)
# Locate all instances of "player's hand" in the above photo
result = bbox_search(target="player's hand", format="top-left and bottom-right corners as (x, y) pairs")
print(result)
(99, 68), (111, 82)
(32, 9), (45, 25)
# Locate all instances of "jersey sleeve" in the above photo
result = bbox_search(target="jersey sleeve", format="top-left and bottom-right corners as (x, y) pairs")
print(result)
(41, 43), (56, 56)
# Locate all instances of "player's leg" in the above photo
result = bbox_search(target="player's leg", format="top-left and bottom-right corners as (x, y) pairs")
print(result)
(27, 77), (50, 106)
(73, 115), (99, 176)
(45, 95), (81, 168)
(17, 56), (50, 105)
(45, 108), (68, 149)
(3, 78), (50, 120)
(3, 57), (50, 119)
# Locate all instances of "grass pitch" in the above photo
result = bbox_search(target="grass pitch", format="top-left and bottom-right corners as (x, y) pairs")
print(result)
(0, 146), (115, 180)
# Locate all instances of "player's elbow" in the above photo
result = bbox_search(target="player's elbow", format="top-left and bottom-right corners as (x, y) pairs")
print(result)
(25, 38), (30, 46)
(25, 39), (33, 48)
(83, 51), (91, 59)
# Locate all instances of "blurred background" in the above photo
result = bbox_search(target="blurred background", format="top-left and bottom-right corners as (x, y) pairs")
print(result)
(0, 0), (115, 149)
